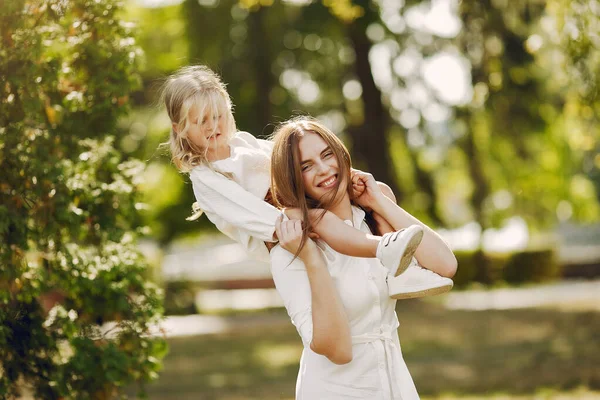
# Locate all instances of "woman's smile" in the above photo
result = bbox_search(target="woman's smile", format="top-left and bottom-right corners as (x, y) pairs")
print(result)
(298, 132), (348, 205)
(318, 174), (337, 188)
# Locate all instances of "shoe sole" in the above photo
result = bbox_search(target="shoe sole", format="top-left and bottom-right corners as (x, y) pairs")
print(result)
(394, 227), (424, 277)
(390, 282), (453, 300)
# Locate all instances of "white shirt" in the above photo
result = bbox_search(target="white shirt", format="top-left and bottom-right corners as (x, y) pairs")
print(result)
(189, 131), (282, 262)
(270, 206), (420, 400)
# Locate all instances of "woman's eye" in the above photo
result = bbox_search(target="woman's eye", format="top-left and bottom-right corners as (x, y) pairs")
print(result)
(323, 152), (333, 158)
(302, 165), (311, 172)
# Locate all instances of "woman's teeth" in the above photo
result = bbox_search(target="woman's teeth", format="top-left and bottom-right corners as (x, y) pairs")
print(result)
(320, 175), (336, 188)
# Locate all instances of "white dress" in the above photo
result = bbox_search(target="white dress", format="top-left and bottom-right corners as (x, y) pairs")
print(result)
(189, 131), (282, 262)
(270, 206), (420, 400)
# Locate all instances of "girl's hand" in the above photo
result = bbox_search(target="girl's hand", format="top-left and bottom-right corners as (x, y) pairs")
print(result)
(275, 215), (322, 263)
(351, 169), (385, 211)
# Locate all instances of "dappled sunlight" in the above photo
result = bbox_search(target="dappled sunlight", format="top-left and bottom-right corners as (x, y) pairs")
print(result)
(444, 280), (600, 311)
(438, 217), (529, 252)
(404, 0), (462, 38)
(254, 343), (302, 371)
(482, 217), (529, 252)
(422, 52), (473, 106)
(141, 301), (600, 399)
(196, 289), (283, 312)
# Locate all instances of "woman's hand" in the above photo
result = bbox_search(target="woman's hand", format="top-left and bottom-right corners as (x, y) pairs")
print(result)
(282, 208), (320, 240)
(350, 169), (385, 211)
(275, 215), (322, 264)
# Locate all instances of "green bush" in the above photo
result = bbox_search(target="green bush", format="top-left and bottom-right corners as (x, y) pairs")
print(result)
(453, 248), (560, 287)
(163, 281), (198, 316)
(0, 1), (166, 399)
(452, 250), (478, 287)
(503, 248), (559, 284)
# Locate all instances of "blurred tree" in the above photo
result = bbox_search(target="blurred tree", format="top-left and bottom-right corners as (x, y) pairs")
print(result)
(182, 0), (405, 199)
(457, 0), (599, 280)
(125, 0), (599, 257)
(545, 0), (600, 202)
(0, 1), (166, 398)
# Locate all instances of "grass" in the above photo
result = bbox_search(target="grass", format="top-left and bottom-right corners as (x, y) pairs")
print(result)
(134, 300), (600, 399)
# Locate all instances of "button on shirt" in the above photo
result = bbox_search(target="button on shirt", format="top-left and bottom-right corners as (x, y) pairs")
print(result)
(270, 206), (420, 400)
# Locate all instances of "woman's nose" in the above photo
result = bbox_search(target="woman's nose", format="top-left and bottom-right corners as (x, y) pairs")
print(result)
(315, 160), (328, 175)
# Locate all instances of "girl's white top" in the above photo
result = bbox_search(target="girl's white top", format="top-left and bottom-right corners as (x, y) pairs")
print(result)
(270, 206), (420, 400)
(189, 131), (281, 262)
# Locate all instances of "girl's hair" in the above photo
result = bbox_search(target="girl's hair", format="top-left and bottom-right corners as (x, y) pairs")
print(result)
(159, 65), (236, 172)
(270, 116), (353, 258)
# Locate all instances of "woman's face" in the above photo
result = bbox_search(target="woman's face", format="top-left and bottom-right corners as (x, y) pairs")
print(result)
(298, 132), (347, 203)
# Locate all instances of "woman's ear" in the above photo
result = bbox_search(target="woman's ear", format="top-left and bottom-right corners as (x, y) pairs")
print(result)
(172, 122), (179, 134)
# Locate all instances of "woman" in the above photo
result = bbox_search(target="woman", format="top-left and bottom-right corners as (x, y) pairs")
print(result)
(269, 117), (457, 399)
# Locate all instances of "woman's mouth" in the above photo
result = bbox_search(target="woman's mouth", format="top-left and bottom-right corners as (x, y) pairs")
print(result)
(318, 175), (337, 188)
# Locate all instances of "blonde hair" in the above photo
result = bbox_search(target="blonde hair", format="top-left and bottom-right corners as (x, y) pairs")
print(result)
(159, 65), (237, 172)
(270, 116), (353, 258)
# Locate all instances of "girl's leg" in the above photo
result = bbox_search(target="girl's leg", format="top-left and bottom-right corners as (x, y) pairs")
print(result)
(283, 209), (423, 277)
(311, 210), (380, 258)
(283, 208), (379, 257)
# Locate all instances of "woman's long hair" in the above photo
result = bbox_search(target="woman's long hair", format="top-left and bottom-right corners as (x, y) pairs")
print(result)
(270, 117), (354, 260)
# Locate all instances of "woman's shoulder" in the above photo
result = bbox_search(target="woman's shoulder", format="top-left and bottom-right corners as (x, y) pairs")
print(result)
(269, 245), (293, 265)
(269, 245), (306, 272)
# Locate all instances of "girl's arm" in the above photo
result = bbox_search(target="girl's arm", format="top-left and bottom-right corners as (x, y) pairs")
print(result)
(353, 171), (458, 278)
(190, 166), (281, 242)
(272, 216), (353, 364)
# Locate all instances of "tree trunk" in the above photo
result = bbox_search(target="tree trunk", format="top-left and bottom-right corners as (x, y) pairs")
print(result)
(248, 6), (273, 136)
(406, 149), (444, 226)
(346, 17), (402, 201)
(461, 113), (492, 283)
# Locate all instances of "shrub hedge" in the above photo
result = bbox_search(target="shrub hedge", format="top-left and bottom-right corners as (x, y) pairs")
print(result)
(453, 248), (560, 287)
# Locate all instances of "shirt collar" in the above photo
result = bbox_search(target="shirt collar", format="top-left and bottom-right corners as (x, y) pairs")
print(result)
(350, 205), (366, 228)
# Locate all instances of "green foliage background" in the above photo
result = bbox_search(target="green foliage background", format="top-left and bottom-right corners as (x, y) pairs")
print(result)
(123, 0), (599, 248)
(1, 0), (599, 396)
(0, 1), (166, 398)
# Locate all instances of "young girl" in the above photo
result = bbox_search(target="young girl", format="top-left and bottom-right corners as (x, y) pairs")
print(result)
(160, 65), (453, 299)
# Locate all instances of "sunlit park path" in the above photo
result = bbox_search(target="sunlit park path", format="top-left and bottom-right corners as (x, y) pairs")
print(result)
(134, 279), (600, 400)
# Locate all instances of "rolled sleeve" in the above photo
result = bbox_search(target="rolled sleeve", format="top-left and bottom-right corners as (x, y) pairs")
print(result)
(270, 246), (314, 347)
(190, 166), (282, 242)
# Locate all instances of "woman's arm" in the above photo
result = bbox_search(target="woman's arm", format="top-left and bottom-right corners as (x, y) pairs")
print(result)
(274, 216), (353, 364)
(353, 172), (458, 278)
(370, 182), (397, 235)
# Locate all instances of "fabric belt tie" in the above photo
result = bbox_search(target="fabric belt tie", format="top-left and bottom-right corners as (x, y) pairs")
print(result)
(351, 324), (404, 400)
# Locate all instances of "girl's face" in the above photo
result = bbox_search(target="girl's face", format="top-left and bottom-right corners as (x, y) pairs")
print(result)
(185, 104), (228, 152)
(298, 132), (347, 203)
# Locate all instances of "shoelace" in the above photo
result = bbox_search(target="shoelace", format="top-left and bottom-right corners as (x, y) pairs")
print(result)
(383, 228), (406, 247)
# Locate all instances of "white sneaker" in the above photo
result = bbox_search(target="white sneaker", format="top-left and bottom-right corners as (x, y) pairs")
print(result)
(388, 263), (454, 300)
(376, 225), (424, 277)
